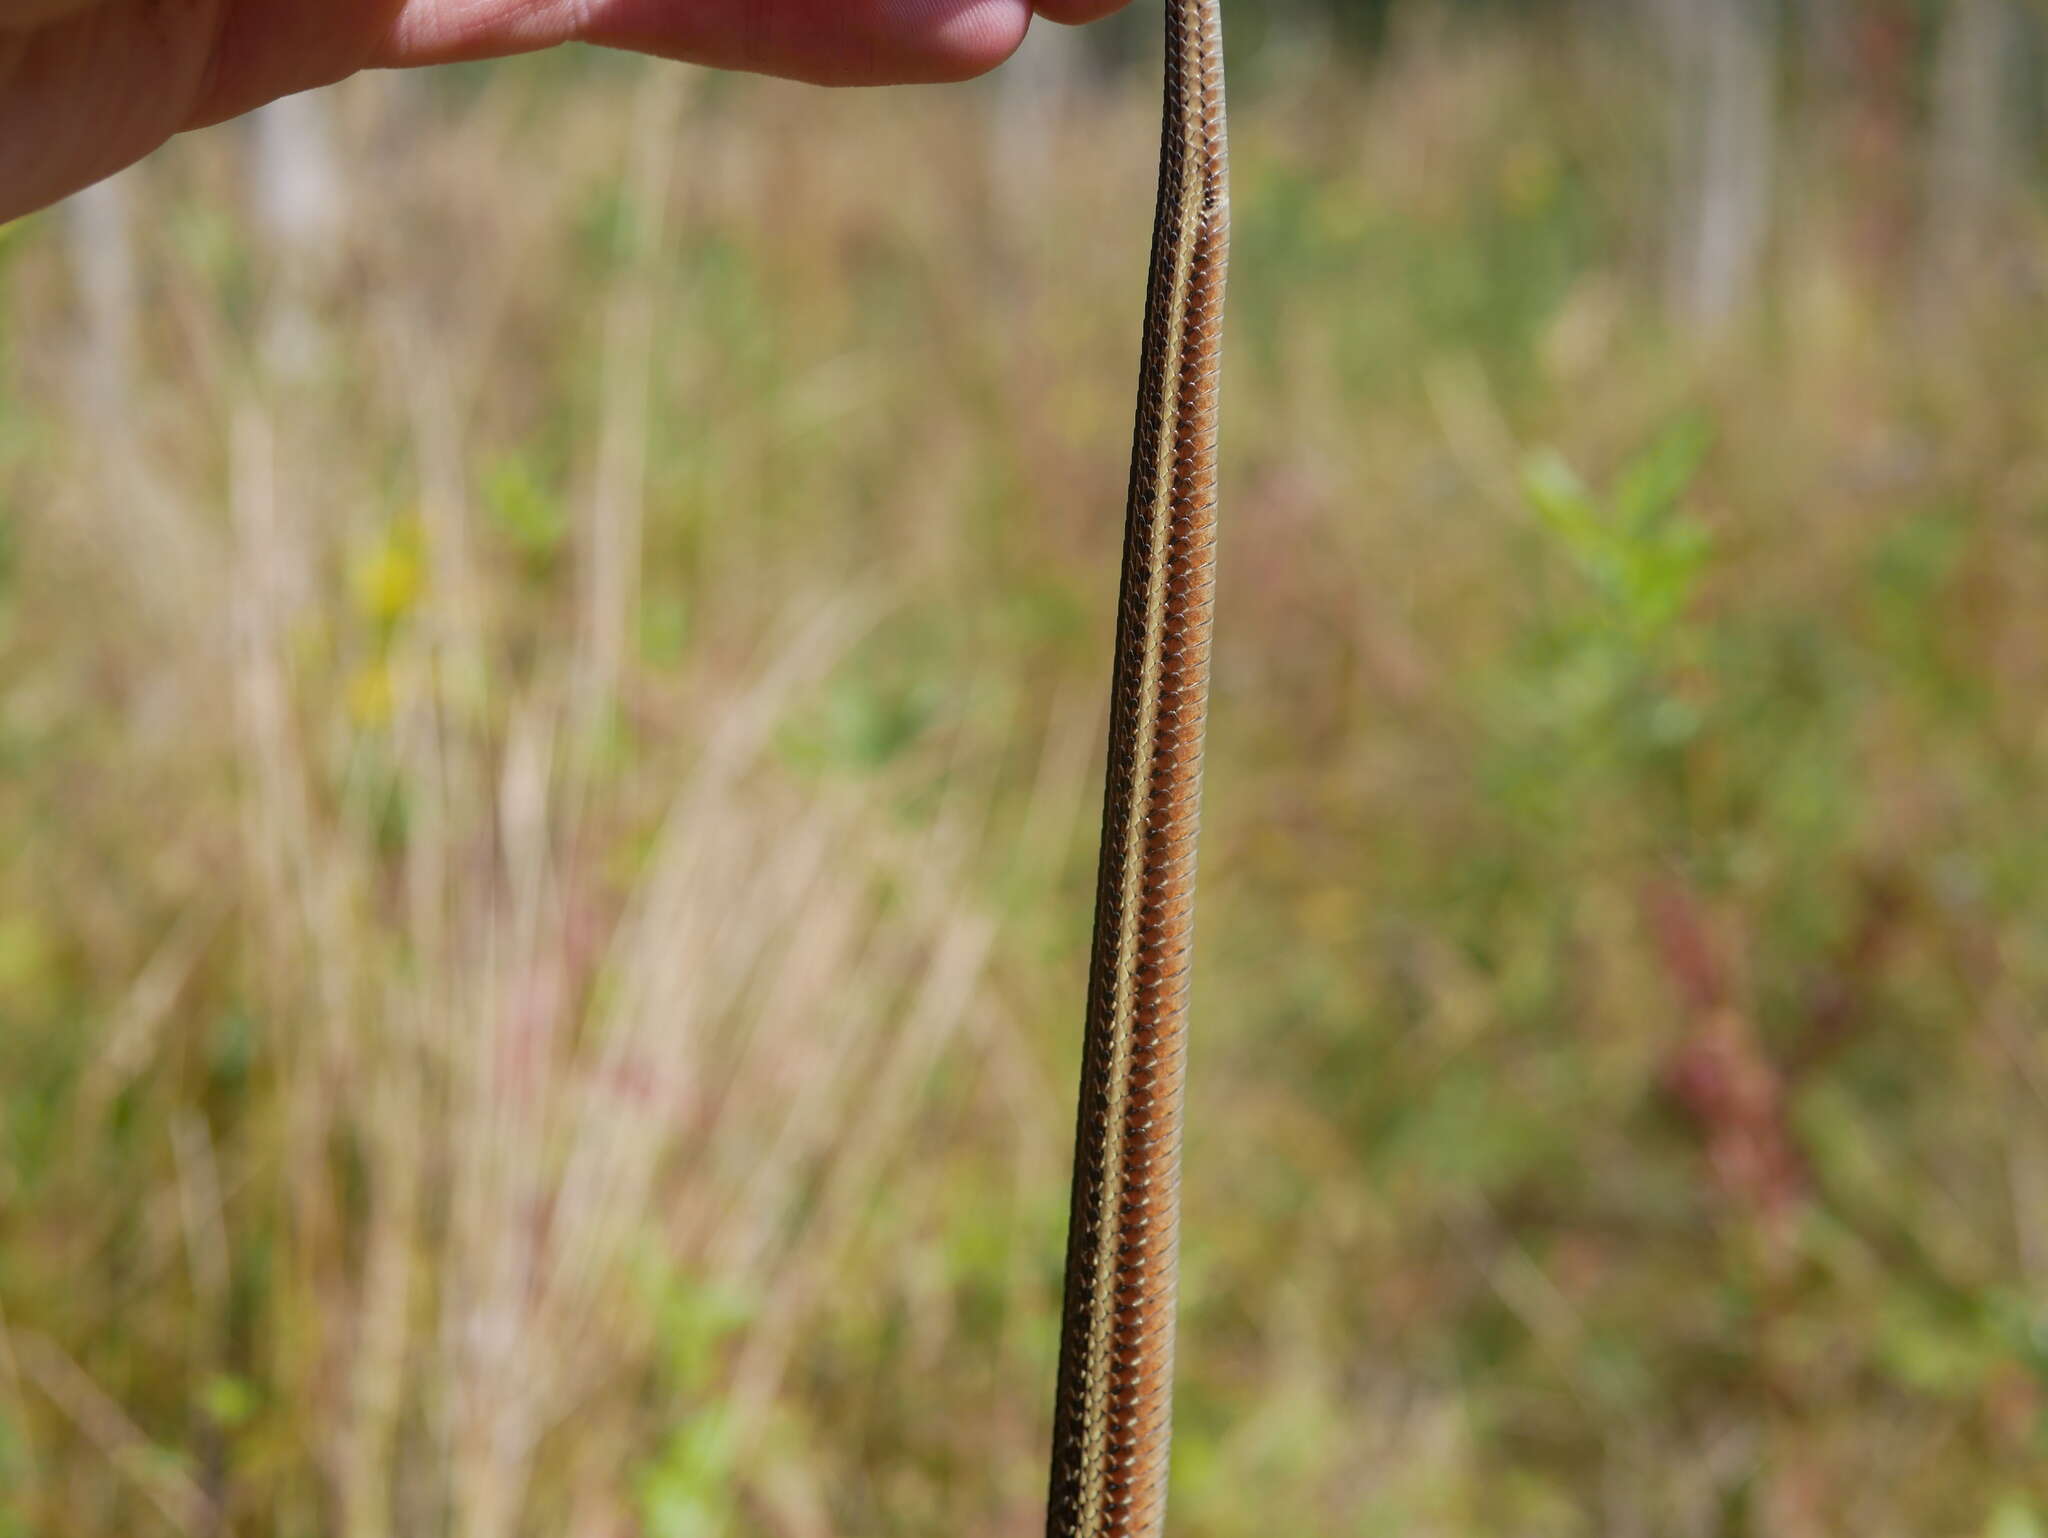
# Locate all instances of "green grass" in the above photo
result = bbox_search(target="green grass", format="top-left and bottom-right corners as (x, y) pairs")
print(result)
(4, 18), (2048, 1537)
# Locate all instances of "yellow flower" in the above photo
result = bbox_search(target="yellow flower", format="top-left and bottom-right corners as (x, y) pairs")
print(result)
(350, 522), (424, 626)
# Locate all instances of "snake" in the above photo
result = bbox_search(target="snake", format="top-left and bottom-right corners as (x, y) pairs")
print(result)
(1043, 2), (1228, 1535)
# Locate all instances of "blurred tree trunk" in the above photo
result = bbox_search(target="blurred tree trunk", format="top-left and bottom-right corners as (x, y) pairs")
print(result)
(1921, 0), (2024, 305)
(1841, 0), (1918, 271)
(248, 91), (346, 376)
(992, 20), (1091, 212)
(65, 167), (219, 627)
(1648, 0), (1781, 338)
(1795, 0), (1855, 85)
(250, 92), (344, 252)
(64, 169), (138, 415)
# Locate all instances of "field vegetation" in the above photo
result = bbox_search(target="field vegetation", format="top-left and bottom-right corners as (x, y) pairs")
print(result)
(4, 8), (2048, 1535)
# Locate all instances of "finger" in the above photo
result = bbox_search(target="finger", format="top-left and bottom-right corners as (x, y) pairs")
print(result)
(3, 0), (223, 217)
(192, 2), (412, 126)
(1031, 0), (1131, 24)
(380, 0), (1034, 85)
(592, 0), (1034, 85)
(0, 0), (104, 26)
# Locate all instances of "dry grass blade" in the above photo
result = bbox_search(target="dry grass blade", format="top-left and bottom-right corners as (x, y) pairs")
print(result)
(15, 1333), (215, 1537)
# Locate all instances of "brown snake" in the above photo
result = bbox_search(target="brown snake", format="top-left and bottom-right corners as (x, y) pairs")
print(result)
(1044, 2), (1228, 1535)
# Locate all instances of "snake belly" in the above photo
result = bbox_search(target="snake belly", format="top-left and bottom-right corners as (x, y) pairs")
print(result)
(1044, 3), (1228, 1536)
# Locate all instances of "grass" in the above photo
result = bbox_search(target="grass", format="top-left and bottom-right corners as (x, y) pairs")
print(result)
(4, 13), (2048, 1536)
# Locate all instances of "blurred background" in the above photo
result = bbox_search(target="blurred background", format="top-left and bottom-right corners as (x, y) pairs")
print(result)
(4, 1), (2048, 1533)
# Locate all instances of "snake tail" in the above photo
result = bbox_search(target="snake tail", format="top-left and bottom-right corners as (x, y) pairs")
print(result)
(1044, 2), (1229, 1535)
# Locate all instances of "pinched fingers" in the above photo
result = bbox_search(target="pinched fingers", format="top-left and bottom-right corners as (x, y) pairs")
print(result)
(1, 0), (1140, 220)
(381, 0), (1137, 84)
(381, 0), (1036, 84)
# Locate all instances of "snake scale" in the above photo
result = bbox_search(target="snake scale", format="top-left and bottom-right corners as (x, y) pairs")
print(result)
(1043, 2), (1229, 1535)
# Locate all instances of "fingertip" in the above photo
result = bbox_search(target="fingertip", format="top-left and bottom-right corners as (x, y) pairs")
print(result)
(779, 0), (1032, 85)
(582, 0), (1030, 85)
(892, 0), (1032, 82)
(1032, 0), (1131, 25)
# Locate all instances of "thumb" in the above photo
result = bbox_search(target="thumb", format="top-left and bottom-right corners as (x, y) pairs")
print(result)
(0, 0), (103, 24)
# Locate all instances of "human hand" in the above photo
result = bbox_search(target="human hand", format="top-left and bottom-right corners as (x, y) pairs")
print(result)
(1, 0), (1131, 221)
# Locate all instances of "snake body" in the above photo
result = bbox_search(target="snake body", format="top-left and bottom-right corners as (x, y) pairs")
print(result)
(1044, 3), (1228, 1535)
